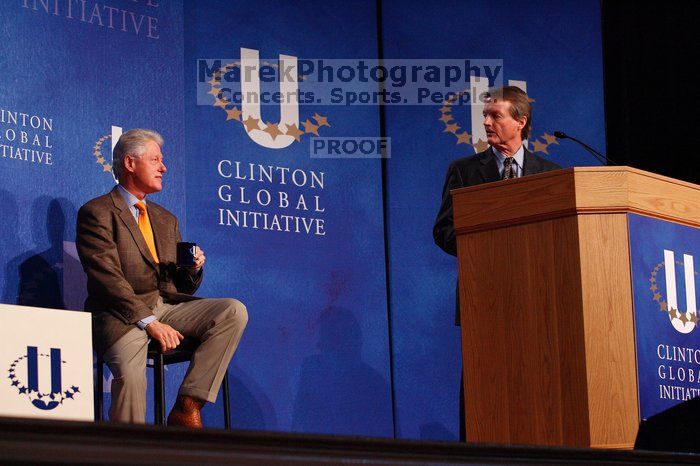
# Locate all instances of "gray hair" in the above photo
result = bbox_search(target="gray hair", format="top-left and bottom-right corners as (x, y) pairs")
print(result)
(112, 129), (164, 180)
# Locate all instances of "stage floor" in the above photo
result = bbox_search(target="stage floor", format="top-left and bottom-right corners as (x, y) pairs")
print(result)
(1, 417), (700, 465)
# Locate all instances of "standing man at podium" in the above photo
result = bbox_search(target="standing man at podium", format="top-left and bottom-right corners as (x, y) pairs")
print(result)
(77, 129), (248, 427)
(432, 86), (560, 439)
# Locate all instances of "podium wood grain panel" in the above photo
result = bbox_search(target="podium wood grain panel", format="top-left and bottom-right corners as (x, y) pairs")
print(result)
(624, 170), (700, 225)
(552, 216), (591, 446)
(576, 214), (638, 448)
(452, 171), (577, 234)
(453, 167), (700, 235)
(458, 217), (591, 446)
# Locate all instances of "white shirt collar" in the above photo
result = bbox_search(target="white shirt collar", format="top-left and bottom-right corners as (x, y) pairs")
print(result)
(492, 145), (525, 176)
(117, 184), (146, 208)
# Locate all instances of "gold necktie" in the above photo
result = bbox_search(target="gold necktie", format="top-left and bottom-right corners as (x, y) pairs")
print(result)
(134, 201), (159, 263)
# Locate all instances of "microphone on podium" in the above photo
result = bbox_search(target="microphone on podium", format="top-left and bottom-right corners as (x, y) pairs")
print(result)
(553, 131), (618, 166)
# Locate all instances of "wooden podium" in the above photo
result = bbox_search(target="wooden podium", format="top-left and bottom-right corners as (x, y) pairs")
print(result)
(451, 167), (700, 449)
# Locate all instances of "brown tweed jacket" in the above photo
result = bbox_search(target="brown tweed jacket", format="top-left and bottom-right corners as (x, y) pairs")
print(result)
(76, 187), (202, 355)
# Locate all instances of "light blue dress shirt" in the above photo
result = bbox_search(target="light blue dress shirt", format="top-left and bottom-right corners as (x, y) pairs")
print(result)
(492, 145), (525, 178)
(117, 184), (146, 223)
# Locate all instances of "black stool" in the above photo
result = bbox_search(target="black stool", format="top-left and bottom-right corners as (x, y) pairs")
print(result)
(95, 338), (231, 428)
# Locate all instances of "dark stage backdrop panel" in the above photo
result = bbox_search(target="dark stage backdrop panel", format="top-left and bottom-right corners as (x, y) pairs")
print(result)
(183, 0), (393, 436)
(381, 0), (606, 440)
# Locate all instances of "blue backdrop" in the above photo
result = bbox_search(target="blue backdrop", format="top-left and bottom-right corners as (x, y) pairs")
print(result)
(183, 0), (392, 435)
(0, 0), (606, 440)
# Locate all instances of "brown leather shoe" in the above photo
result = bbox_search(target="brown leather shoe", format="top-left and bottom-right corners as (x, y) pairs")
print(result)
(167, 395), (206, 428)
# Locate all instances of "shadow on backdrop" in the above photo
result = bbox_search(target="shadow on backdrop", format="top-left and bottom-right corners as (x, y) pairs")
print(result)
(3, 196), (80, 310)
(292, 306), (390, 437)
(419, 421), (455, 441)
(201, 366), (274, 431)
(1, 190), (25, 305)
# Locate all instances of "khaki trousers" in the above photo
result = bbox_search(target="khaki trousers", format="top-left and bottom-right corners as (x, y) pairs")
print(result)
(103, 297), (248, 424)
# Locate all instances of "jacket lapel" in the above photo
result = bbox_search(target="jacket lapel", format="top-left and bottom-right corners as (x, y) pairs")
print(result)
(109, 187), (158, 270)
(522, 148), (543, 176)
(148, 204), (169, 263)
(477, 147), (501, 182)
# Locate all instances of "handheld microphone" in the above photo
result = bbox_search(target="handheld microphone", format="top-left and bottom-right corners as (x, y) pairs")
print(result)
(554, 131), (618, 166)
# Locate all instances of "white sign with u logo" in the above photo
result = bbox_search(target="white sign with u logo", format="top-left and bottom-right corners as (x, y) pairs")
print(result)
(0, 304), (93, 420)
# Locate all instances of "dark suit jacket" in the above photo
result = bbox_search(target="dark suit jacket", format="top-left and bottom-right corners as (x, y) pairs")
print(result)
(433, 147), (562, 323)
(76, 187), (202, 355)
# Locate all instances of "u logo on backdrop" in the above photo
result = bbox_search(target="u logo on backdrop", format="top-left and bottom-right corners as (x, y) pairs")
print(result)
(239, 48), (299, 149)
(90, 125), (123, 182)
(649, 250), (698, 334)
(207, 48), (331, 150)
(7, 346), (81, 411)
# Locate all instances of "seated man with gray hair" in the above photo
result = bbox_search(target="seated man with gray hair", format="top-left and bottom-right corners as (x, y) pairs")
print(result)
(77, 128), (248, 427)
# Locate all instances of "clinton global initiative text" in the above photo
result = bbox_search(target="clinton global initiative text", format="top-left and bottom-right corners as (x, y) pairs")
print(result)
(217, 160), (326, 236)
(218, 209), (325, 236)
